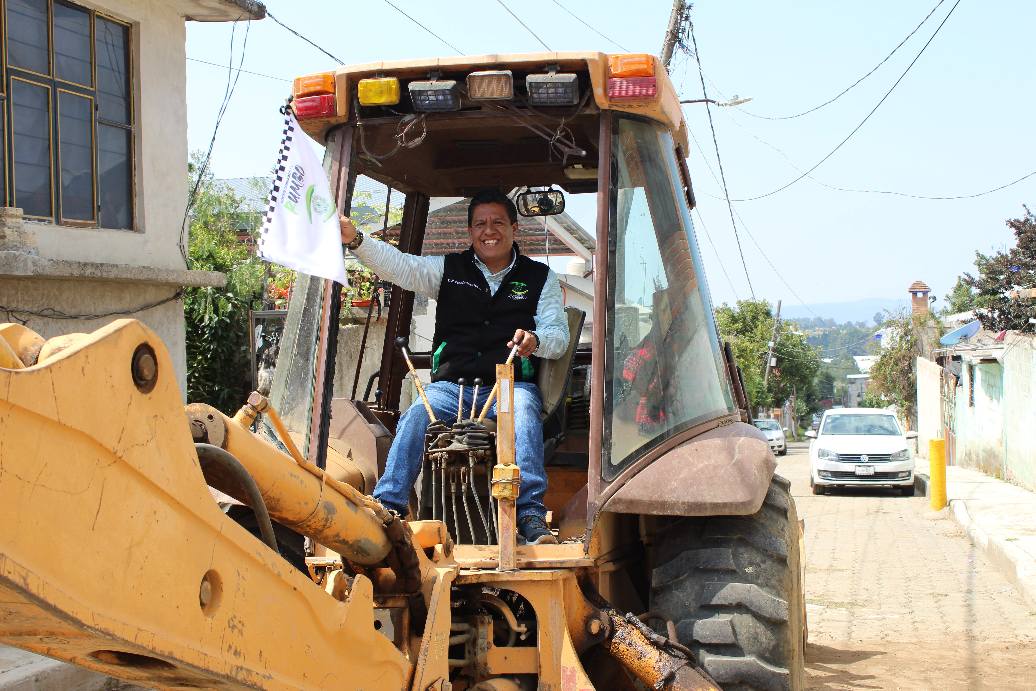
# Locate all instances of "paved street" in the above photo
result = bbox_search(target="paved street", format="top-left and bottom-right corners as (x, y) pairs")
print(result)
(778, 442), (1036, 690)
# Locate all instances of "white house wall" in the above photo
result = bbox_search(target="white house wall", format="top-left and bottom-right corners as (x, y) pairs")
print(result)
(32, 0), (189, 270)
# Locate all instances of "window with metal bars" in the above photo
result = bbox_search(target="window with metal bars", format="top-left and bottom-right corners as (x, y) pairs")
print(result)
(4, 0), (133, 229)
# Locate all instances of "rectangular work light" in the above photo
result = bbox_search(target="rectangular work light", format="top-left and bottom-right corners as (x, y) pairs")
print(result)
(294, 94), (336, 119)
(526, 72), (579, 106)
(357, 77), (401, 106)
(408, 79), (461, 112)
(467, 70), (513, 100)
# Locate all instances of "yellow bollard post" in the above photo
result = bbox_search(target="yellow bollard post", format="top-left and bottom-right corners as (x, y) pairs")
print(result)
(929, 438), (947, 510)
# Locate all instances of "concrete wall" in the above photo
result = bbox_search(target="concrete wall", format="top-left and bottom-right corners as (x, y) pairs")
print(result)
(0, 276), (187, 388)
(954, 361), (1006, 478)
(916, 356), (942, 458)
(943, 335), (1036, 491)
(1002, 335), (1036, 490)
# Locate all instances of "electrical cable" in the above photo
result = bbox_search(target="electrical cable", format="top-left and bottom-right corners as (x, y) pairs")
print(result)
(266, 10), (343, 64)
(693, 208), (740, 301)
(382, 0), (463, 55)
(179, 18), (251, 267)
(1, 290), (184, 325)
(721, 109), (1036, 201)
(187, 56), (289, 82)
(494, 0), (552, 51)
(732, 0), (964, 202)
(688, 21), (754, 298)
(549, 0), (628, 51)
(742, 0), (946, 120)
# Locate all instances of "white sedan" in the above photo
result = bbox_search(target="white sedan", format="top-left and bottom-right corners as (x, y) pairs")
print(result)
(807, 408), (917, 496)
(753, 418), (787, 456)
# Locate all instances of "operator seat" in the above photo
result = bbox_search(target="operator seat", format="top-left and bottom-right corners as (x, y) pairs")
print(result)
(480, 307), (584, 439)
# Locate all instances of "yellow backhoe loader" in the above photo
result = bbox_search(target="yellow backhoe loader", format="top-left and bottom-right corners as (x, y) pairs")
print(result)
(0, 51), (805, 690)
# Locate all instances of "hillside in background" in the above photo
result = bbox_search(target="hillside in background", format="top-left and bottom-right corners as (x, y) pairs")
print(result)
(781, 297), (909, 324)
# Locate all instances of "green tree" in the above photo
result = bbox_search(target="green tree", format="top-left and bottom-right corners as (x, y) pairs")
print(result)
(183, 153), (267, 412)
(964, 206), (1036, 331)
(716, 299), (821, 412)
(942, 276), (976, 315)
(867, 312), (940, 425)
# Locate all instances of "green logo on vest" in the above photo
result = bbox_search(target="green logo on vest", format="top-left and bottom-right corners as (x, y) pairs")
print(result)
(508, 281), (529, 300)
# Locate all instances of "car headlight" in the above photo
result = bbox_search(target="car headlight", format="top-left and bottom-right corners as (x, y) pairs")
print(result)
(817, 448), (838, 461)
(891, 449), (911, 462)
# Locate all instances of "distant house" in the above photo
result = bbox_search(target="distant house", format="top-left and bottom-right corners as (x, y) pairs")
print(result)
(846, 373), (870, 407)
(0, 0), (266, 392)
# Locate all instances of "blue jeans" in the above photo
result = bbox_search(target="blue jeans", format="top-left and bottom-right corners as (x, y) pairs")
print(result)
(373, 380), (547, 521)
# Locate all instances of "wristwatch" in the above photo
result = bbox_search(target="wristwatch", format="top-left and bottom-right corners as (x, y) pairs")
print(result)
(345, 229), (365, 250)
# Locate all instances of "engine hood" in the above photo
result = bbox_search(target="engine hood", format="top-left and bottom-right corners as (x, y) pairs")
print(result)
(603, 421), (775, 517)
(813, 435), (910, 454)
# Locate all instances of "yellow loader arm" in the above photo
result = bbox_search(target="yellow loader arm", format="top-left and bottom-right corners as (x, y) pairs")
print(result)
(0, 319), (409, 689)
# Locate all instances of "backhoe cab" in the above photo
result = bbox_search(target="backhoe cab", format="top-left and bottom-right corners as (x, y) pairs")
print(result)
(0, 52), (804, 690)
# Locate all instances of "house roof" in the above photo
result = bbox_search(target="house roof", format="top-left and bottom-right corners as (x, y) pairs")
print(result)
(909, 280), (931, 292)
(412, 199), (594, 257)
(182, 0), (266, 21)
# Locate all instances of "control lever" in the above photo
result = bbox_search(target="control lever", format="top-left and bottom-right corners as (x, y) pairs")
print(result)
(456, 378), (466, 423)
(469, 377), (482, 420)
(395, 337), (437, 423)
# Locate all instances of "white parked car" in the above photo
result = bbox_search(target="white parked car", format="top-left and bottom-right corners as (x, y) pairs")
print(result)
(807, 408), (917, 495)
(753, 418), (787, 456)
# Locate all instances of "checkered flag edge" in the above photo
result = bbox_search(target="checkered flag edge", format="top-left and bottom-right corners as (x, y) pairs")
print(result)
(258, 109), (296, 255)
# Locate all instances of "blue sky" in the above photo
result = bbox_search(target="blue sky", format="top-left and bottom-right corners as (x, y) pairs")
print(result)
(186, 1), (1036, 313)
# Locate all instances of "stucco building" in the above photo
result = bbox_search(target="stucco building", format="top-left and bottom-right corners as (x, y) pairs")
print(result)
(0, 0), (265, 392)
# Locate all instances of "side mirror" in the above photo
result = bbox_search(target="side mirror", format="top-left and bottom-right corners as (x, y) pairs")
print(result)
(805, 430), (817, 439)
(905, 431), (918, 439)
(516, 188), (565, 217)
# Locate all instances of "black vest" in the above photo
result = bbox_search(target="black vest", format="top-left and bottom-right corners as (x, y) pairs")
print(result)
(431, 245), (548, 384)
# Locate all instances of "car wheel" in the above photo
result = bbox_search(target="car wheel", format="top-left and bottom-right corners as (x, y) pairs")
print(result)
(810, 480), (825, 496)
(778, 448), (787, 456)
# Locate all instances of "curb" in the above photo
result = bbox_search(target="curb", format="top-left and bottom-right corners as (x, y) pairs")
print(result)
(947, 498), (1036, 611)
(0, 650), (110, 691)
(914, 472), (929, 497)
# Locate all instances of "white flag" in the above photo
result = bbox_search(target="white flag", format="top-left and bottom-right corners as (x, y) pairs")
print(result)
(258, 110), (348, 285)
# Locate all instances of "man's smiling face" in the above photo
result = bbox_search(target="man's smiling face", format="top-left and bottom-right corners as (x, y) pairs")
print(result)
(467, 201), (517, 272)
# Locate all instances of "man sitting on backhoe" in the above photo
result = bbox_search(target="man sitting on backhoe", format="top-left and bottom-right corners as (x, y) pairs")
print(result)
(339, 189), (569, 545)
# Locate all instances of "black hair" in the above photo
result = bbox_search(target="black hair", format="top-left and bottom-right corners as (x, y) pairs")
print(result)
(467, 189), (518, 227)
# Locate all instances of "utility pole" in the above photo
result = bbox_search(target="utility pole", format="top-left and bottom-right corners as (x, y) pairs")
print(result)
(660, 0), (686, 69)
(762, 300), (782, 416)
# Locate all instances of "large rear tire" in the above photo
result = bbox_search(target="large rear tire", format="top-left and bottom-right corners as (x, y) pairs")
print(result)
(649, 475), (805, 690)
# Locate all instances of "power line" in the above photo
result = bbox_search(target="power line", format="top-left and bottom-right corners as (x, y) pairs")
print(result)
(693, 208), (740, 301)
(187, 56), (289, 82)
(730, 206), (821, 319)
(742, 0), (946, 120)
(180, 19), (251, 266)
(266, 10), (344, 64)
(722, 108), (1036, 201)
(688, 20), (754, 297)
(732, 0), (964, 203)
(382, 1), (463, 55)
(813, 169), (1036, 201)
(494, 0), (552, 51)
(549, 0), (628, 52)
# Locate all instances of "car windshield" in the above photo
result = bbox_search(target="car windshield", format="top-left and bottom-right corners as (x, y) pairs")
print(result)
(754, 420), (781, 431)
(821, 414), (901, 436)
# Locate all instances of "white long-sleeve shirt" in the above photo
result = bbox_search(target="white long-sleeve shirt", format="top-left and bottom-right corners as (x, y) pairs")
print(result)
(352, 236), (569, 360)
